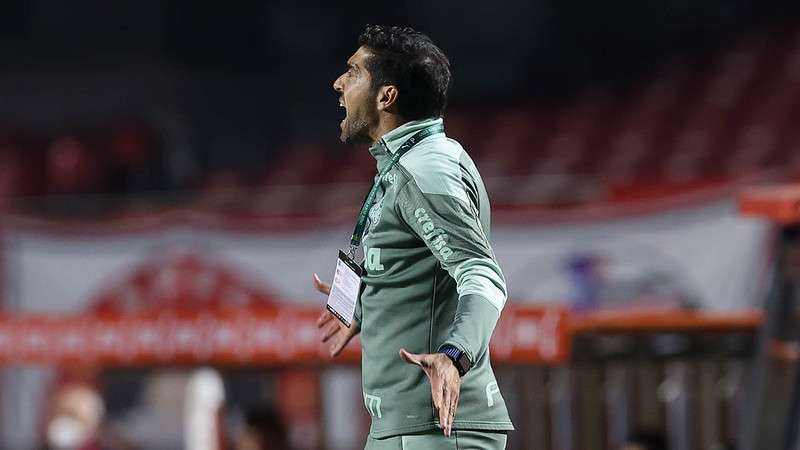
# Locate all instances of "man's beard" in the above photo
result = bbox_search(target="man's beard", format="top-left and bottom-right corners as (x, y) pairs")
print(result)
(340, 110), (375, 145)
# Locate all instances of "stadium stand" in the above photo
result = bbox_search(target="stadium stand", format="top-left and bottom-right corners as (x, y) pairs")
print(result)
(0, 120), (162, 205)
(1, 27), (800, 216)
(253, 26), (800, 211)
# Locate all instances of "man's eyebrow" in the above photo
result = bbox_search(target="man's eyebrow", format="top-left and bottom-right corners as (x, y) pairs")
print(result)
(347, 62), (359, 71)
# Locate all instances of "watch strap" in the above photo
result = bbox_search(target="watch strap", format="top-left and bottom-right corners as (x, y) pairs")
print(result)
(438, 344), (471, 376)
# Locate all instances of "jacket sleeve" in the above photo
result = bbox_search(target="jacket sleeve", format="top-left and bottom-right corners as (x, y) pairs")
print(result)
(396, 180), (507, 364)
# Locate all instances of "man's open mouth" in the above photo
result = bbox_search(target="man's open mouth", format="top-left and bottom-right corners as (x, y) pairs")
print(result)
(339, 98), (346, 128)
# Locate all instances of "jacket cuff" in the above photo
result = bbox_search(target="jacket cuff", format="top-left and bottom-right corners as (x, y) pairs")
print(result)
(441, 293), (501, 364)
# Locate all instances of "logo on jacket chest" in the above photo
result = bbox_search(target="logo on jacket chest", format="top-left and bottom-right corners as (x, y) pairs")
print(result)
(366, 172), (398, 233)
(367, 197), (384, 231)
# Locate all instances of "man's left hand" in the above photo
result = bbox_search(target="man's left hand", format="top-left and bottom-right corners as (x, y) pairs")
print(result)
(399, 348), (461, 437)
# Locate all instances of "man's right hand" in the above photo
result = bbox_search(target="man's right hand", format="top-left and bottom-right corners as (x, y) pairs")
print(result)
(313, 273), (360, 357)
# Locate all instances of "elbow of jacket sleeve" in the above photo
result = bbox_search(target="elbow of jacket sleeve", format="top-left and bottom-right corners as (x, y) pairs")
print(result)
(453, 260), (507, 313)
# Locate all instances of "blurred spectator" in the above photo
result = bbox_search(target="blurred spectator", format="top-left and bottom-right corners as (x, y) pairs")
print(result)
(45, 384), (105, 450)
(119, 371), (187, 448)
(567, 252), (699, 311)
(234, 406), (290, 450)
(567, 254), (605, 310)
(185, 368), (226, 450)
(621, 430), (667, 450)
(46, 136), (99, 194)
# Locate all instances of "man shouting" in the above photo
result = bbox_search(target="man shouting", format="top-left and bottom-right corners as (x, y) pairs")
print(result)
(314, 24), (514, 450)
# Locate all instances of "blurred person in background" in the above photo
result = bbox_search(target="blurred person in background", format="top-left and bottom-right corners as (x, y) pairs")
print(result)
(234, 405), (290, 450)
(185, 368), (226, 450)
(567, 253), (699, 311)
(314, 25), (513, 449)
(44, 383), (107, 450)
(120, 371), (188, 448)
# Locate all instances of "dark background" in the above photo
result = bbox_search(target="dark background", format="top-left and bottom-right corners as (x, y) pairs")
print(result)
(0, 0), (798, 192)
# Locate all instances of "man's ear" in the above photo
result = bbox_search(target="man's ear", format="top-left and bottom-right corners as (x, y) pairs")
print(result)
(376, 85), (399, 112)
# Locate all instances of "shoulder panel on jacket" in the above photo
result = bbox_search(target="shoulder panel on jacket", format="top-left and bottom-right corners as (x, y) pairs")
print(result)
(399, 136), (469, 204)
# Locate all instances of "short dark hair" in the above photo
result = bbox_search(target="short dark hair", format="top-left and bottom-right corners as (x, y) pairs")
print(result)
(358, 25), (451, 120)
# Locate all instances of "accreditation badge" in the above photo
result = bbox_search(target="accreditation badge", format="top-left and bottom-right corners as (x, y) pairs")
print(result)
(325, 250), (363, 328)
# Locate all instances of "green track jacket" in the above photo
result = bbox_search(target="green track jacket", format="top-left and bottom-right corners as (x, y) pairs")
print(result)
(356, 117), (514, 438)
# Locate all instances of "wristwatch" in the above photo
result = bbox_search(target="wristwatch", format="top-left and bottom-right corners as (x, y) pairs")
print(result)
(438, 344), (471, 376)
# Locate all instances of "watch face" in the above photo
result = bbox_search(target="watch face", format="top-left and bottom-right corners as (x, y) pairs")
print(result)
(440, 345), (470, 375)
(457, 354), (471, 373)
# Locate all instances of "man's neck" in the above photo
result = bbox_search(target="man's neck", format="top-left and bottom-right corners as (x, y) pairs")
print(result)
(370, 114), (405, 145)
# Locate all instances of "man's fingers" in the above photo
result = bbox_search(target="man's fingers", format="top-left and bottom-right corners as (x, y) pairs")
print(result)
(312, 273), (331, 295)
(317, 310), (333, 328)
(399, 349), (434, 370)
(441, 386), (452, 436)
(399, 348), (423, 367)
(438, 403), (447, 433)
(447, 391), (459, 436)
(321, 322), (341, 343)
(432, 388), (443, 414)
(330, 335), (348, 357)
(431, 378), (444, 410)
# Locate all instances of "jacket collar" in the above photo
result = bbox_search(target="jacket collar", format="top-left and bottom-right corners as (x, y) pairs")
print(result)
(368, 117), (444, 160)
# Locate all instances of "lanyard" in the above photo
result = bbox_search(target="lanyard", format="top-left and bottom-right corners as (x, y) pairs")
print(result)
(348, 123), (444, 258)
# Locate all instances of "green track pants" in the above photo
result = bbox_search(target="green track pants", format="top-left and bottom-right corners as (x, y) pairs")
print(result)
(364, 429), (507, 450)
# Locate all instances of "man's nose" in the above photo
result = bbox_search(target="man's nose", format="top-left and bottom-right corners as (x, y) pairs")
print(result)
(333, 74), (344, 93)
